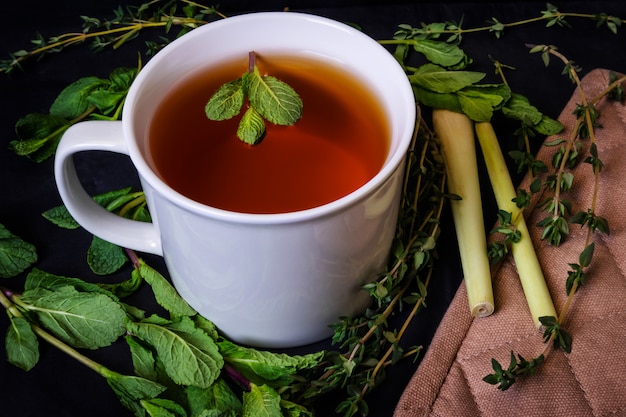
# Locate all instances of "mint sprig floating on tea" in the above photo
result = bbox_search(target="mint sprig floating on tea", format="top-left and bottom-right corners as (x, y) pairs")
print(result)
(204, 51), (303, 145)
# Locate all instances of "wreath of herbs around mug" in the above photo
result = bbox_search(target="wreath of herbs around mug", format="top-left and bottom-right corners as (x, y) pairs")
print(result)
(1, 2), (624, 416)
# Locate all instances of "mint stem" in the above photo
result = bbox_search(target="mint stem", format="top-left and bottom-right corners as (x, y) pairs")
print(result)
(248, 51), (256, 74)
(223, 363), (251, 391)
(125, 248), (141, 269)
(0, 286), (108, 375)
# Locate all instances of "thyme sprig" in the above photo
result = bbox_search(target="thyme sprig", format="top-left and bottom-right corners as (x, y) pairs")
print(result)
(484, 47), (624, 390)
(0, 0), (224, 74)
(379, 3), (622, 47)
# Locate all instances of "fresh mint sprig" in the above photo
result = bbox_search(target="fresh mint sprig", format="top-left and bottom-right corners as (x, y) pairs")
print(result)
(9, 67), (137, 162)
(205, 51), (303, 145)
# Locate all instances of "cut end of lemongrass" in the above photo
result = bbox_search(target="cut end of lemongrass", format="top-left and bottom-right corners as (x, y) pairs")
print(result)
(433, 109), (494, 321)
(471, 301), (495, 318)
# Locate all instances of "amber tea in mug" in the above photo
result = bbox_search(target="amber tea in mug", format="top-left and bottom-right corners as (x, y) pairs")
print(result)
(147, 54), (390, 214)
(55, 11), (416, 347)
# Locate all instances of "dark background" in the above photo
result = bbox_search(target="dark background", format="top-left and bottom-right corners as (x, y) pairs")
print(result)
(1, 1), (626, 416)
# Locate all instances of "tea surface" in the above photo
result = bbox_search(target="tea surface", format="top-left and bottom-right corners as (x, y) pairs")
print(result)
(148, 54), (389, 214)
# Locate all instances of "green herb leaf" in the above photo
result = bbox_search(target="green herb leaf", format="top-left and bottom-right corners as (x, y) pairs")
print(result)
(24, 268), (118, 299)
(457, 90), (498, 122)
(204, 53), (303, 145)
(187, 380), (243, 417)
(140, 398), (188, 417)
(534, 115), (564, 135)
(104, 369), (167, 416)
(247, 66), (303, 126)
(457, 84), (509, 122)
(87, 68), (137, 119)
(412, 85), (462, 113)
(5, 316), (40, 371)
(281, 399), (313, 417)
(237, 107), (266, 144)
(108, 67), (137, 91)
(88, 90), (127, 115)
(242, 383), (282, 417)
(125, 315), (223, 388)
(43, 187), (138, 229)
(10, 113), (70, 162)
(0, 223), (38, 278)
(409, 64), (486, 93)
(126, 334), (158, 381)
(539, 316), (572, 353)
(41, 204), (80, 229)
(502, 93), (544, 126)
(88, 236), (128, 275)
(205, 78), (245, 121)
(192, 315), (220, 341)
(21, 285), (126, 349)
(137, 260), (196, 318)
(412, 39), (466, 67)
(218, 338), (324, 387)
(50, 76), (107, 119)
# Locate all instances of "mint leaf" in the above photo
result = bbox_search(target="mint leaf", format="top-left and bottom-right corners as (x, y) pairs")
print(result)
(457, 84), (509, 122)
(41, 204), (80, 229)
(281, 399), (313, 417)
(21, 285), (127, 349)
(140, 398), (188, 417)
(187, 380), (243, 417)
(5, 316), (40, 371)
(103, 369), (167, 416)
(534, 114), (564, 136)
(86, 68), (135, 116)
(248, 66), (303, 126)
(192, 315), (220, 341)
(108, 67), (137, 91)
(458, 91), (499, 122)
(50, 76), (108, 119)
(50, 68), (135, 118)
(204, 53), (303, 145)
(0, 223), (38, 278)
(10, 113), (70, 162)
(126, 335), (158, 381)
(138, 261), (196, 318)
(218, 339), (323, 387)
(93, 187), (135, 207)
(502, 93), (544, 126)
(100, 270), (145, 300)
(205, 78), (245, 121)
(242, 383), (282, 417)
(88, 90), (127, 115)
(412, 39), (466, 67)
(125, 315), (223, 388)
(42, 187), (139, 229)
(24, 268), (118, 299)
(409, 64), (486, 93)
(237, 107), (266, 144)
(412, 85), (462, 113)
(88, 236), (128, 275)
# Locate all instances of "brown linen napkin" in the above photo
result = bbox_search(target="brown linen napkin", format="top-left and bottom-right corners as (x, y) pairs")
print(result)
(394, 68), (626, 417)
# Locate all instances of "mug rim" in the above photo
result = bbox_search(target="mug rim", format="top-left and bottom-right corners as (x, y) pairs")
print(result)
(123, 11), (415, 225)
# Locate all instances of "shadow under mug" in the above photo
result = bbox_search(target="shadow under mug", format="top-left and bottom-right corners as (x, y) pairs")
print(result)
(54, 12), (416, 348)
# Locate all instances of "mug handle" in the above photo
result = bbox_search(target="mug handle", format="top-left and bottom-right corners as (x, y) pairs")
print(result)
(54, 120), (163, 256)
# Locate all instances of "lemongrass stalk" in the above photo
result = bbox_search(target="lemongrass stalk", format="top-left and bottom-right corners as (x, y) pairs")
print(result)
(475, 121), (557, 328)
(433, 109), (494, 317)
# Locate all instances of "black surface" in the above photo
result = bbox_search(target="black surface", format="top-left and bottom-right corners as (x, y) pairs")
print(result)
(1, 1), (626, 416)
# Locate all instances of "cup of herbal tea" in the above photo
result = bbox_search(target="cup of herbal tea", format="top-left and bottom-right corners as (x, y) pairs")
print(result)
(54, 12), (416, 347)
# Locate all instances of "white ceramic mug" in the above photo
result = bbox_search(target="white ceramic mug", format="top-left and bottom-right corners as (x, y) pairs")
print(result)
(54, 12), (415, 347)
